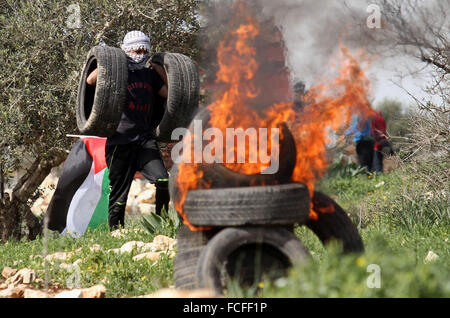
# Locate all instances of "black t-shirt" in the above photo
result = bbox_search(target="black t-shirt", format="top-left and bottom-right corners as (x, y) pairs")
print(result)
(107, 68), (164, 145)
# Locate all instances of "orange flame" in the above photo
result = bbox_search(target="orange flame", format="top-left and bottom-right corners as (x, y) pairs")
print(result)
(175, 134), (211, 231)
(275, 44), (375, 219)
(175, 2), (375, 228)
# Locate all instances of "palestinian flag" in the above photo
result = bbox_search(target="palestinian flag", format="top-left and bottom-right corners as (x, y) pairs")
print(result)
(46, 136), (110, 236)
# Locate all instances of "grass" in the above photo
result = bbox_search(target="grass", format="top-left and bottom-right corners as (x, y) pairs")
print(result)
(0, 218), (175, 298)
(226, 164), (449, 297)
(0, 163), (448, 297)
(258, 164), (450, 297)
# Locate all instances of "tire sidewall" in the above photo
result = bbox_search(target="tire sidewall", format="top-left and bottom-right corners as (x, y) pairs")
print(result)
(196, 227), (310, 293)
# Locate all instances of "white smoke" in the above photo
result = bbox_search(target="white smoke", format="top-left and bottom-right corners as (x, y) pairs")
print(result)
(256, 0), (443, 105)
(254, 0), (372, 89)
(201, 0), (442, 105)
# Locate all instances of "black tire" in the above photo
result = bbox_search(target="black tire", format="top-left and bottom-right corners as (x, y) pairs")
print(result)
(183, 183), (310, 227)
(304, 191), (364, 253)
(173, 225), (218, 290)
(76, 46), (128, 137)
(151, 53), (200, 142)
(196, 227), (310, 294)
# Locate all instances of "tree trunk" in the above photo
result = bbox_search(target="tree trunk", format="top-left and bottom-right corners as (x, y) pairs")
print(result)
(0, 150), (67, 242)
(0, 162), (4, 199)
(0, 194), (21, 241)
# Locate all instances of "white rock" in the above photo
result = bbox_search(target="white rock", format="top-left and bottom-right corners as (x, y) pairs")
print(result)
(424, 251), (439, 263)
(59, 259), (82, 270)
(24, 289), (48, 298)
(54, 285), (106, 298)
(31, 197), (45, 215)
(5, 268), (35, 285)
(152, 235), (177, 252)
(132, 252), (162, 262)
(140, 243), (155, 253)
(111, 227), (146, 238)
(139, 288), (216, 298)
(0, 286), (25, 298)
(129, 179), (145, 198)
(44, 251), (74, 263)
(125, 203), (135, 215)
(54, 289), (83, 298)
(2, 267), (17, 279)
(110, 229), (127, 238)
(89, 244), (102, 252)
(58, 263), (71, 270)
(375, 181), (385, 188)
(136, 189), (156, 204)
(81, 284), (106, 298)
(138, 203), (154, 215)
(120, 241), (146, 254)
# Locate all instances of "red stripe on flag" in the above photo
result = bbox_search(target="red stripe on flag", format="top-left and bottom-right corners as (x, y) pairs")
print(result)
(81, 137), (107, 174)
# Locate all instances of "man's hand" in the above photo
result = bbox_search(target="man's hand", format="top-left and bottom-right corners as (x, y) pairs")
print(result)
(158, 85), (168, 99)
(86, 68), (98, 86)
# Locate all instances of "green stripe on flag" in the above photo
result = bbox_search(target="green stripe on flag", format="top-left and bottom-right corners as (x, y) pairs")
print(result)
(87, 169), (110, 230)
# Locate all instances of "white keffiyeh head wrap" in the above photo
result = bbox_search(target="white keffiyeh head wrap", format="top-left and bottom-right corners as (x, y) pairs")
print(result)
(121, 30), (151, 70)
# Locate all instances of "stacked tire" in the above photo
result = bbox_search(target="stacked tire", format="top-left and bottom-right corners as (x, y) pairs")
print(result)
(171, 109), (364, 293)
(76, 46), (128, 137)
(173, 188), (364, 294)
(76, 46), (199, 140)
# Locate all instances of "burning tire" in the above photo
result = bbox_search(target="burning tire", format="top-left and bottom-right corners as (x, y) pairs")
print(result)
(196, 227), (310, 294)
(305, 191), (364, 253)
(168, 108), (298, 210)
(185, 107), (297, 186)
(173, 225), (218, 290)
(183, 183), (310, 226)
(197, 121), (296, 186)
(76, 45), (128, 137)
(150, 53), (200, 142)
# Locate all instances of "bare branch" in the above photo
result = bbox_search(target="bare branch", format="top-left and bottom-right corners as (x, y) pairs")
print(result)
(420, 54), (450, 74)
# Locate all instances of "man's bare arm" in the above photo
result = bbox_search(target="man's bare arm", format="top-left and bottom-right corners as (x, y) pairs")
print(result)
(149, 61), (168, 99)
(86, 68), (98, 86)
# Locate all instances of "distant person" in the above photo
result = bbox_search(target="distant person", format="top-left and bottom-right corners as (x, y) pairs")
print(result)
(370, 110), (393, 173)
(293, 80), (306, 112)
(346, 115), (374, 172)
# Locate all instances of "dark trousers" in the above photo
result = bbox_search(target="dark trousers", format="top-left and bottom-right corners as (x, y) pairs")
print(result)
(105, 139), (169, 230)
(356, 139), (374, 172)
(372, 150), (383, 173)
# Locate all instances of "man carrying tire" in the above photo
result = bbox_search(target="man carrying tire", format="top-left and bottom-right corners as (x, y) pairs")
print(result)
(86, 30), (170, 230)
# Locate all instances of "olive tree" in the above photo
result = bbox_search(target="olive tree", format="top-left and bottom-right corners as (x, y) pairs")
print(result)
(0, 0), (200, 241)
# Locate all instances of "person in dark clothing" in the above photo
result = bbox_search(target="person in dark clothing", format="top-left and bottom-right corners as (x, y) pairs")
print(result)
(86, 30), (170, 230)
(370, 110), (392, 173)
(346, 115), (375, 172)
(293, 80), (306, 112)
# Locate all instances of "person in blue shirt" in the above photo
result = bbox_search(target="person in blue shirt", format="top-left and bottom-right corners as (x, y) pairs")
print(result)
(346, 115), (375, 171)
